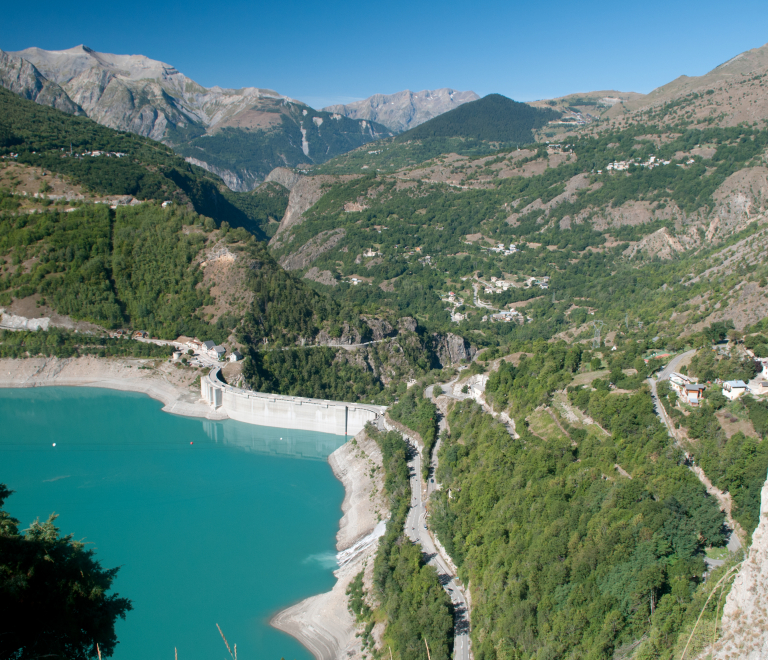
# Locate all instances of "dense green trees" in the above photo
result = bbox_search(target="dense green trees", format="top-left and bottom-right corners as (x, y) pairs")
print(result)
(659, 379), (768, 537)
(242, 347), (384, 401)
(0, 485), (132, 659)
(389, 388), (439, 478)
(401, 94), (560, 144)
(485, 341), (582, 412)
(430, 354), (728, 659)
(0, 328), (171, 359)
(687, 349), (757, 383)
(0, 203), (225, 339)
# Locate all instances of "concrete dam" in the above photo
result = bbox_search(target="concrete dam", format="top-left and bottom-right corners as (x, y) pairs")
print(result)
(201, 368), (387, 436)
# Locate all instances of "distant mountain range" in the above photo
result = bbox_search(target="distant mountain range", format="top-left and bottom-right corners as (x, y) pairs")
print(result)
(323, 88), (479, 133)
(0, 46), (480, 191)
(0, 46), (396, 190)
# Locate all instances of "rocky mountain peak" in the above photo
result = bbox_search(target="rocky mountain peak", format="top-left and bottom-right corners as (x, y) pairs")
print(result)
(323, 88), (480, 132)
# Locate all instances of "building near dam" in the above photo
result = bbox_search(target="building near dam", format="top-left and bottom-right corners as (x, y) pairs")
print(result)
(201, 368), (387, 436)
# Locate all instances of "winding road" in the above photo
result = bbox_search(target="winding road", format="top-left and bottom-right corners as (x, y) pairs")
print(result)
(378, 399), (471, 660)
(647, 350), (743, 553)
(647, 349), (696, 437)
(405, 442), (471, 660)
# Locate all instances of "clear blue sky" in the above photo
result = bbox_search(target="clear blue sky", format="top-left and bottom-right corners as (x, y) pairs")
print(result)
(2, 0), (767, 108)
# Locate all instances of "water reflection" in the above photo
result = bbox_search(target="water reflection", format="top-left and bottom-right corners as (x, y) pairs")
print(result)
(202, 419), (348, 460)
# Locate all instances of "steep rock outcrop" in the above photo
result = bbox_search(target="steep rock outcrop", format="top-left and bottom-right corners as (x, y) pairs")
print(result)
(303, 267), (338, 287)
(0, 50), (80, 115)
(713, 473), (768, 659)
(184, 157), (253, 192)
(270, 175), (359, 247)
(433, 333), (476, 366)
(365, 318), (395, 341)
(264, 167), (303, 192)
(709, 166), (768, 240)
(270, 175), (337, 245)
(278, 228), (346, 271)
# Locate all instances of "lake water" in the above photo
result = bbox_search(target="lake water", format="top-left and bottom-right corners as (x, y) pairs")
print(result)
(0, 387), (348, 660)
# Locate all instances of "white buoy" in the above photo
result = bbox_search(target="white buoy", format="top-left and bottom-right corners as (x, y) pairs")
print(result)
(52, 443), (56, 447)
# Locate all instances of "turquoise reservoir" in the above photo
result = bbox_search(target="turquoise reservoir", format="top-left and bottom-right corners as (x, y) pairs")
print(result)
(0, 387), (347, 660)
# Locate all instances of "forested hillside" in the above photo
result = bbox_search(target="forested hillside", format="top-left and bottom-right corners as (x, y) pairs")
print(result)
(431, 339), (737, 659)
(270, 115), (768, 349)
(399, 94), (560, 143)
(0, 87), (287, 239)
(173, 103), (393, 188)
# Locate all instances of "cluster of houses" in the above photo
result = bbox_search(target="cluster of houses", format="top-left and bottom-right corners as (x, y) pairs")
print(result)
(551, 111), (592, 126)
(487, 243), (519, 256)
(669, 371), (768, 405)
(80, 151), (127, 158)
(481, 275), (549, 294)
(602, 155), (672, 173)
(545, 144), (574, 154)
(184, 338), (242, 363)
(484, 277), (514, 294)
(489, 309), (524, 323)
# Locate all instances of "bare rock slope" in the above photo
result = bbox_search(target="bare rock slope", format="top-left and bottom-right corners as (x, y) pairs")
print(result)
(324, 88), (479, 133)
(0, 50), (80, 115)
(6, 45), (291, 141)
(713, 473), (768, 659)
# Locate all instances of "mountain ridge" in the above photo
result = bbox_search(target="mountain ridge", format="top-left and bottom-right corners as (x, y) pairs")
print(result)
(323, 88), (479, 133)
(0, 46), (393, 191)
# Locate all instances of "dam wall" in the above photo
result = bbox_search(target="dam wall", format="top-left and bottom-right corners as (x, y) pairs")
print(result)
(201, 368), (386, 436)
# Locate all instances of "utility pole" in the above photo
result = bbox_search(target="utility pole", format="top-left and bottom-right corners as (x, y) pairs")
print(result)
(592, 320), (604, 349)
(625, 312), (629, 331)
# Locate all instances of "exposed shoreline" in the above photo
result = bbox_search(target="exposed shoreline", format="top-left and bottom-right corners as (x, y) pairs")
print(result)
(270, 430), (387, 660)
(0, 356), (226, 419)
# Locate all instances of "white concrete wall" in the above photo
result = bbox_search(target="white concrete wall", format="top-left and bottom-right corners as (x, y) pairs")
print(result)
(201, 369), (386, 436)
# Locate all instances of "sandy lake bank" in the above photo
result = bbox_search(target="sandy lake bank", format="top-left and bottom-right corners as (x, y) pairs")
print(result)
(0, 356), (225, 419)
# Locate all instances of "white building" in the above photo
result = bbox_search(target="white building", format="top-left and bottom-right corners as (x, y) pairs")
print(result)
(722, 380), (749, 400)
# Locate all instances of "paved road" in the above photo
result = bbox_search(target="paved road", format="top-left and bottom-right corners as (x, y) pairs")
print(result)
(646, 349), (743, 553)
(404, 443), (471, 660)
(471, 283), (496, 311)
(424, 370), (470, 403)
(647, 349), (696, 437)
(384, 378), (472, 660)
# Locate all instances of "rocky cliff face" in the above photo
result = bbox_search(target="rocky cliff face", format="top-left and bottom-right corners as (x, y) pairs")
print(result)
(0, 50), (80, 115)
(713, 473), (768, 659)
(324, 88), (480, 133)
(433, 333), (477, 366)
(6, 45), (290, 139)
(264, 167), (303, 192)
(184, 157), (253, 192)
(270, 175), (360, 248)
(0, 45), (389, 190)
